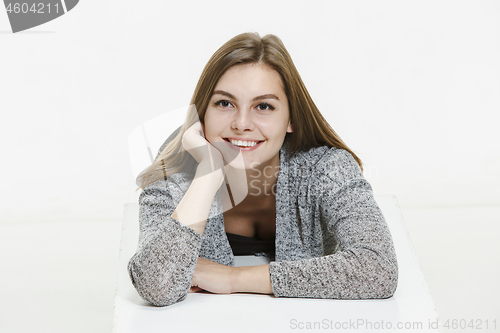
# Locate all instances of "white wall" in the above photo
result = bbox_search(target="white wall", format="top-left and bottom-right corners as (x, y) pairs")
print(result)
(1, 0), (499, 224)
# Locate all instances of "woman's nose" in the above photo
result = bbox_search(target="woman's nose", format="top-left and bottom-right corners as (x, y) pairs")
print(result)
(231, 109), (254, 131)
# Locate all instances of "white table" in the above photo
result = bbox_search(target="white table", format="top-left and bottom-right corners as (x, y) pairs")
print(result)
(113, 196), (439, 332)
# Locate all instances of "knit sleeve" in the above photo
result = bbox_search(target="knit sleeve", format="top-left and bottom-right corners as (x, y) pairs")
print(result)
(268, 150), (398, 299)
(127, 178), (203, 306)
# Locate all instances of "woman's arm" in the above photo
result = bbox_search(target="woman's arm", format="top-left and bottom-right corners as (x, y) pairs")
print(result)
(232, 264), (273, 294)
(195, 181), (398, 299)
(127, 163), (224, 307)
(171, 161), (224, 234)
(191, 151), (398, 299)
(190, 258), (273, 294)
(128, 122), (228, 306)
(127, 179), (200, 306)
(269, 151), (398, 299)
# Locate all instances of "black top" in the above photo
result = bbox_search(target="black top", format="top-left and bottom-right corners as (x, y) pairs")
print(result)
(226, 232), (275, 259)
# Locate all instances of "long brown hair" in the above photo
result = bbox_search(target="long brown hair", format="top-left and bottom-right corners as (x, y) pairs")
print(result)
(136, 32), (362, 189)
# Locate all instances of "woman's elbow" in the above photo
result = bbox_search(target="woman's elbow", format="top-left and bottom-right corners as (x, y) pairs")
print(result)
(127, 257), (189, 307)
(373, 260), (398, 299)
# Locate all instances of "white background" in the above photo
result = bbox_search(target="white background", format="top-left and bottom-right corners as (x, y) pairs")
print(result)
(0, 1), (499, 332)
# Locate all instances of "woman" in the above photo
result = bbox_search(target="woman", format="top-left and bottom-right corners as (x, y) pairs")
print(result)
(128, 32), (398, 307)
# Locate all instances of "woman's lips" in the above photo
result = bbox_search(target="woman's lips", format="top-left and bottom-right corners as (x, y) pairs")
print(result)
(224, 138), (264, 151)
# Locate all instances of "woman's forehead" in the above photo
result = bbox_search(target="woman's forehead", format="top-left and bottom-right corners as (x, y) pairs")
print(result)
(214, 63), (285, 98)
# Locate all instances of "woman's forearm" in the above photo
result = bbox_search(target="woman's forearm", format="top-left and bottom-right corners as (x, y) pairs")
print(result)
(171, 161), (225, 235)
(232, 264), (273, 295)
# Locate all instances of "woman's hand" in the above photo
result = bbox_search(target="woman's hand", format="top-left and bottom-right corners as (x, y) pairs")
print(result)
(182, 121), (225, 173)
(182, 121), (241, 177)
(190, 257), (236, 294)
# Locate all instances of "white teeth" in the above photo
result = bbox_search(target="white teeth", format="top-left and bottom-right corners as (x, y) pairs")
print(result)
(230, 139), (259, 147)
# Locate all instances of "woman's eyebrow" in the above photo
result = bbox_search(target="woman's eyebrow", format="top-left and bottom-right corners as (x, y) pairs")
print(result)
(212, 90), (280, 102)
(252, 94), (280, 102)
(212, 90), (236, 100)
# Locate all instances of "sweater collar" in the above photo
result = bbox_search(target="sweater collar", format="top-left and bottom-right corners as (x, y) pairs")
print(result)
(279, 134), (331, 172)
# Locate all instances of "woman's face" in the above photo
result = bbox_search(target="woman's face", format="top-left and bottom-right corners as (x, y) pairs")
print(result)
(203, 63), (293, 170)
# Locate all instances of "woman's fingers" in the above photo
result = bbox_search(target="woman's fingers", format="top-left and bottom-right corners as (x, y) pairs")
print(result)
(182, 122), (224, 167)
(188, 286), (204, 293)
(182, 121), (241, 176)
(182, 122), (208, 156)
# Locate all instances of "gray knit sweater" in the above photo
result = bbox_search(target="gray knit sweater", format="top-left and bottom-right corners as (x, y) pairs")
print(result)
(127, 134), (398, 306)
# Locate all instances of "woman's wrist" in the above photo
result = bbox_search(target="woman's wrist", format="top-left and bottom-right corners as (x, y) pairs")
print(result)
(230, 265), (273, 294)
(170, 161), (225, 233)
(196, 160), (225, 184)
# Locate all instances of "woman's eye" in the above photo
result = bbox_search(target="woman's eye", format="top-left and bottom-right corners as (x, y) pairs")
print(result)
(215, 100), (233, 108)
(257, 103), (275, 111)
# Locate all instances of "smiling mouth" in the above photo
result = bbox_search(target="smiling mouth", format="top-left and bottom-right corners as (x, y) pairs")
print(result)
(223, 138), (264, 148)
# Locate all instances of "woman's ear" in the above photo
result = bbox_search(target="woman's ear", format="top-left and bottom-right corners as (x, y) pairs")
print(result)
(287, 121), (293, 133)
